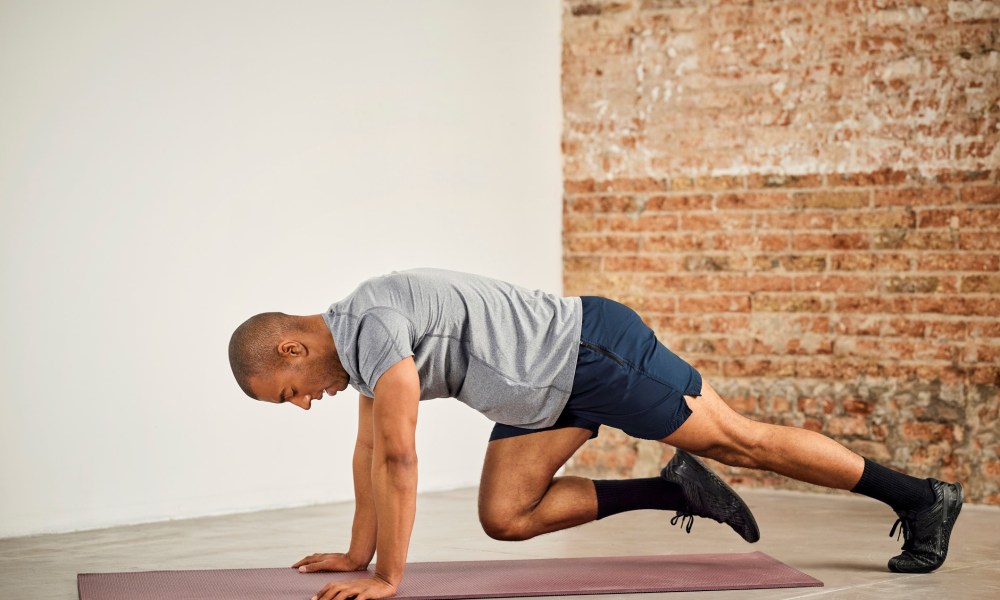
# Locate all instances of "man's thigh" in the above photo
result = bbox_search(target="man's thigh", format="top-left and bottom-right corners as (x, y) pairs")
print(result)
(479, 426), (594, 512)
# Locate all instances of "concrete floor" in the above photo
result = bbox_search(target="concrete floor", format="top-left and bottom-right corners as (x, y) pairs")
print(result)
(2, 487), (998, 600)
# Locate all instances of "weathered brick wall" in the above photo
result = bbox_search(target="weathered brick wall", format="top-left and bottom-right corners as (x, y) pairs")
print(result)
(560, 0), (1000, 504)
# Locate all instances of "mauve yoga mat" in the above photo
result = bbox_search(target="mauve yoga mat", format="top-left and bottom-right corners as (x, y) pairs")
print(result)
(78, 551), (822, 599)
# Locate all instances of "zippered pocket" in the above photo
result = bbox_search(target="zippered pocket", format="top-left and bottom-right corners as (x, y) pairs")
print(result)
(580, 339), (628, 369)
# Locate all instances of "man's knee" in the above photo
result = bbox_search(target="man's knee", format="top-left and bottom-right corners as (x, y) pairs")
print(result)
(478, 504), (534, 541)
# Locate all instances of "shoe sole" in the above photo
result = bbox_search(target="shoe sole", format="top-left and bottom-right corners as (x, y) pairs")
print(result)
(663, 450), (761, 543)
(888, 481), (964, 574)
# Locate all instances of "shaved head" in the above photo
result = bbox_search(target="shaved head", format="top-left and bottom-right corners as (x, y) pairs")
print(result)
(228, 312), (303, 398)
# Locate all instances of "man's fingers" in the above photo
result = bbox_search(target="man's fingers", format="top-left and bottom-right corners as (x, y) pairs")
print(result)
(316, 584), (341, 600)
(316, 582), (354, 600)
(300, 560), (335, 573)
(292, 553), (320, 568)
(316, 580), (339, 599)
(299, 558), (344, 573)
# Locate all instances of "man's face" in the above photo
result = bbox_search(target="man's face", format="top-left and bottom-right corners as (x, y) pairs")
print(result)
(250, 349), (350, 411)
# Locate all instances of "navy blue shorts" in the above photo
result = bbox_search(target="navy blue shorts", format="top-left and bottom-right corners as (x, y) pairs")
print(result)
(490, 296), (702, 442)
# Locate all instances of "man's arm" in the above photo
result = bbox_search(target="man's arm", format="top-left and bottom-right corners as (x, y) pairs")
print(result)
(313, 357), (419, 600)
(370, 356), (420, 586)
(292, 394), (378, 573)
(346, 394), (378, 567)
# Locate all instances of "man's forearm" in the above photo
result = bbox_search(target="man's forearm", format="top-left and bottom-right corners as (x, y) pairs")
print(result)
(371, 453), (418, 585)
(347, 443), (378, 567)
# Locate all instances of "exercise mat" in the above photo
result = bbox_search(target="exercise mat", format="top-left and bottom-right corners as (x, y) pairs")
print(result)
(78, 551), (822, 599)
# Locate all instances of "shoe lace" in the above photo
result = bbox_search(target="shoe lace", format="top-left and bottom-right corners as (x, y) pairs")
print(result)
(670, 511), (695, 534)
(889, 515), (913, 543)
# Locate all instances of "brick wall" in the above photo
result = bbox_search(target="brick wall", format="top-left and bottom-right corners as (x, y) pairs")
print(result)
(560, 0), (1000, 504)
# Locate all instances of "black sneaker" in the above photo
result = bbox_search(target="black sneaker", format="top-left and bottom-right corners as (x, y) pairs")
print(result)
(887, 479), (963, 573)
(660, 449), (760, 543)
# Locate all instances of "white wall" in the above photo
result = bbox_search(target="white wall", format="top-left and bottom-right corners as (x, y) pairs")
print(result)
(0, 0), (563, 538)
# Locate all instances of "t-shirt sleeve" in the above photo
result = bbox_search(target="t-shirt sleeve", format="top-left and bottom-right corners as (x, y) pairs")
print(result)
(356, 309), (415, 394)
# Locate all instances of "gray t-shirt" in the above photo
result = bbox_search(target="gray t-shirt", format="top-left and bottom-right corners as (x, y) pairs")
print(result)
(323, 268), (583, 429)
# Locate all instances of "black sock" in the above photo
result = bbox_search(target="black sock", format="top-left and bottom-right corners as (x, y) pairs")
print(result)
(850, 457), (936, 513)
(593, 477), (687, 520)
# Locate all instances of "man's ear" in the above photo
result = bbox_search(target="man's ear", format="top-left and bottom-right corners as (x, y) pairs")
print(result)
(277, 340), (306, 357)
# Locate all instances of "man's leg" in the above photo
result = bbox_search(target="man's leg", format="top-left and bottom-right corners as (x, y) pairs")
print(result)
(478, 426), (596, 541)
(661, 379), (962, 573)
(479, 424), (694, 540)
(661, 380), (865, 489)
(661, 379), (938, 514)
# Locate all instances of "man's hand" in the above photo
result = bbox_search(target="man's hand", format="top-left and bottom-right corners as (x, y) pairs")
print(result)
(312, 575), (397, 600)
(292, 552), (367, 573)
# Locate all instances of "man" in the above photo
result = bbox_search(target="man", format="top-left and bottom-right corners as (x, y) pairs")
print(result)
(228, 267), (963, 600)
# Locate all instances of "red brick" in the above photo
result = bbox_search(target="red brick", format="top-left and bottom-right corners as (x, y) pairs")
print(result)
(970, 367), (1000, 385)
(795, 274), (880, 293)
(718, 274), (795, 292)
(564, 256), (602, 272)
(960, 185), (1000, 205)
(565, 234), (640, 253)
(873, 229), (955, 250)
(827, 170), (910, 187)
(792, 232), (870, 250)
(827, 415), (871, 437)
(797, 396), (836, 416)
(757, 211), (834, 230)
(712, 232), (789, 251)
(753, 254), (828, 272)
(568, 195), (641, 213)
(676, 294), (752, 313)
(682, 254), (752, 271)
(642, 233), (710, 252)
(959, 232), (1000, 250)
(747, 173), (824, 189)
(873, 188), (958, 206)
(793, 190), (870, 209)
(830, 252), (911, 271)
(642, 274), (714, 292)
(835, 295), (912, 313)
(617, 294), (676, 313)
(914, 296), (1000, 316)
(900, 422), (956, 443)
(634, 214), (680, 231)
(924, 320), (967, 340)
(723, 358), (796, 377)
(725, 394), (760, 414)
(834, 209), (915, 229)
(645, 194), (714, 211)
(603, 255), (682, 271)
(564, 272), (637, 295)
(564, 179), (596, 193)
(917, 208), (1000, 228)
(802, 418), (824, 433)
(962, 275), (1000, 293)
(671, 174), (746, 191)
(834, 315), (887, 336)
(932, 169), (995, 183)
(593, 178), (667, 193)
(882, 275), (958, 294)
(753, 294), (831, 312)
(964, 344), (1000, 364)
(716, 192), (792, 210)
(681, 212), (754, 230)
(969, 320), (1000, 338)
(917, 253), (999, 272)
